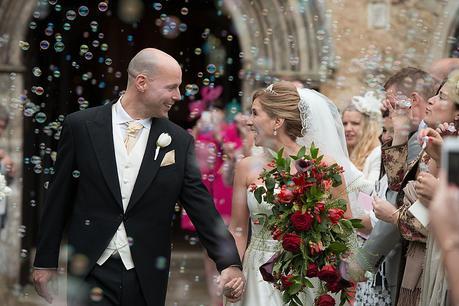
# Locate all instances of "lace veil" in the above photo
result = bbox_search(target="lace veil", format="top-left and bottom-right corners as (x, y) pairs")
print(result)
(296, 88), (372, 216)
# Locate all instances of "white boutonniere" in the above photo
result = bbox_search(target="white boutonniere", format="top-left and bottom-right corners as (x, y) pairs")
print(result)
(155, 133), (172, 160)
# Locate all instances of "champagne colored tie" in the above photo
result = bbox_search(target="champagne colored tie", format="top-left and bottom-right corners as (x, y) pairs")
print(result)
(124, 121), (143, 154)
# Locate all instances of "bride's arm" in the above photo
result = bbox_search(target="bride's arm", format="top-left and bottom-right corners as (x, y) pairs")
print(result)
(228, 158), (251, 261)
(333, 173), (352, 219)
(324, 156), (352, 219)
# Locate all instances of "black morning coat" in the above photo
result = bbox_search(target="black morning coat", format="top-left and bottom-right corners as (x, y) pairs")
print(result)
(34, 102), (241, 305)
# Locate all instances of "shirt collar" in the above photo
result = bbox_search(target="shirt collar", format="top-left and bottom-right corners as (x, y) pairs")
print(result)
(114, 97), (151, 129)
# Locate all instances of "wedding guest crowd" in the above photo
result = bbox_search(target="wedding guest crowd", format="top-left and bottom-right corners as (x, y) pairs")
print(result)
(341, 62), (459, 306)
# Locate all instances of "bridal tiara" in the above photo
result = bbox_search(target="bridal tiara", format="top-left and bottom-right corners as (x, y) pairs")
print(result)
(264, 84), (279, 95)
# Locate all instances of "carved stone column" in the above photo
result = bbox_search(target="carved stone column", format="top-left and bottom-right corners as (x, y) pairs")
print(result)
(0, 0), (36, 301)
(223, 0), (333, 109)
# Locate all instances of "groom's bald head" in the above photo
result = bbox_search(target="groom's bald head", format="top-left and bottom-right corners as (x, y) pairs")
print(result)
(127, 48), (180, 86)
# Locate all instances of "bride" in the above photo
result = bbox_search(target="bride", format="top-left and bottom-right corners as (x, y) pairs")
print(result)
(227, 81), (361, 305)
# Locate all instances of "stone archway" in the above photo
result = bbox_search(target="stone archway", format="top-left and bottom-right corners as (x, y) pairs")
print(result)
(0, 0), (36, 288)
(0, 0), (332, 288)
(427, 0), (459, 63)
(223, 0), (333, 108)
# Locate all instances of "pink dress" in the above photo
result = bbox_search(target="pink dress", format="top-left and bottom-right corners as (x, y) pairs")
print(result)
(181, 123), (242, 231)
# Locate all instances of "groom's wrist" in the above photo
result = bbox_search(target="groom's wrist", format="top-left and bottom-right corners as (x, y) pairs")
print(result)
(228, 264), (243, 271)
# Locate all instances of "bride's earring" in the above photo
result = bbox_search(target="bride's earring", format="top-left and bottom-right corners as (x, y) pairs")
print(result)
(273, 129), (277, 136)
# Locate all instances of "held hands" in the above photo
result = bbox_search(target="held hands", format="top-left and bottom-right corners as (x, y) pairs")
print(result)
(32, 268), (57, 304)
(372, 196), (398, 224)
(219, 266), (245, 303)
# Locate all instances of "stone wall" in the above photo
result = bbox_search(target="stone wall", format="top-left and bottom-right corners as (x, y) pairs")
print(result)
(320, 0), (454, 108)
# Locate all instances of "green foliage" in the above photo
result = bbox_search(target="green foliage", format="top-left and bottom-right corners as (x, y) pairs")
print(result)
(251, 145), (359, 305)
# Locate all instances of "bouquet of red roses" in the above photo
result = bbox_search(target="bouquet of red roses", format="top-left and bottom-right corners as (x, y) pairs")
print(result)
(252, 144), (361, 306)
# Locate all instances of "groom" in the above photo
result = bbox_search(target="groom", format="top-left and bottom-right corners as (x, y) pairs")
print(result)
(32, 48), (244, 305)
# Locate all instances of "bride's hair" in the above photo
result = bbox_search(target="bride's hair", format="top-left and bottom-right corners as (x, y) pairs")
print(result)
(252, 81), (302, 141)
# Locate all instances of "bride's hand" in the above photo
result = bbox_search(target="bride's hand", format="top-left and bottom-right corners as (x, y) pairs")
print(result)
(222, 277), (245, 302)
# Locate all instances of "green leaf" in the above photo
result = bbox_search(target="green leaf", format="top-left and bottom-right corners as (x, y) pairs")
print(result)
(292, 294), (303, 305)
(288, 282), (303, 295)
(310, 143), (319, 159)
(332, 174), (342, 186)
(328, 241), (348, 253)
(341, 219), (354, 231)
(277, 147), (285, 161)
(349, 218), (364, 229)
(266, 192), (275, 204)
(304, 278), (314, 288)
(254, 186), (266, 203)
(282, 291), (291, 303)
(266, 177), (276, 190)
(297, 146), (306, 159)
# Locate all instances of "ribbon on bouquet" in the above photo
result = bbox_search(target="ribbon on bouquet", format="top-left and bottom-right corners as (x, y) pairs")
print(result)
(188, 85), (223, 119)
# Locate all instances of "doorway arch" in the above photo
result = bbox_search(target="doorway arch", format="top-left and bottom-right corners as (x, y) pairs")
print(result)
(0, 0), (332, 286)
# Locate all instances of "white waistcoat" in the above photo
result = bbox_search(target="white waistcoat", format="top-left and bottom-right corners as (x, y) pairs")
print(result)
(96, 105), (149, 270)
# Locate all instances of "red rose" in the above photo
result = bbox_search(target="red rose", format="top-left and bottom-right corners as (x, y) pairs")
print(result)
(328, 208), (345, 224)
(318, 264), (339, 283)
(315, 294), (335, 306)
(306, 262), (318, 277)
(281, 274), (294, 288)
(282, 233), (302, 253)
(277, 186), (294, 203)
(326, 280), (342, 293)
(314, 202), (325, 214)
(290, 211), (314, 232)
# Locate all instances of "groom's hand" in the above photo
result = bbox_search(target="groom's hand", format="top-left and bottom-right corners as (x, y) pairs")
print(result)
(32, 268), (57, 304)
(219, 266), (245, 302)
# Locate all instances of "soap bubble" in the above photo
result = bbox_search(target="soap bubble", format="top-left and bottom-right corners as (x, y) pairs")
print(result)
(98, 2), (108, 12)
(66, 10), (77, 21)
(54, 41), (65, 52)
(19, 41), (30, 50)
(78, 6), (89, 17)
(35, 112), (47, 123)
(32, 67), (42, 77)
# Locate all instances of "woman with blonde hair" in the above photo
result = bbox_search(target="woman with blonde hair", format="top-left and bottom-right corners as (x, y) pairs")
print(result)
(342, 92), (383, 184)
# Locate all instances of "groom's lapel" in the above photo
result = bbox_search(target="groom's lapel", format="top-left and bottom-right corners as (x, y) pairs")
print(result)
(86, 102), (123, 210)
(126, 118), (169, 213)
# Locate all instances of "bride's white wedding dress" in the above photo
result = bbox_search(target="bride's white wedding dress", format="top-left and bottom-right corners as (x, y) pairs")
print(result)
(227, 188), (317, 306)
(228, 88), (362, 306)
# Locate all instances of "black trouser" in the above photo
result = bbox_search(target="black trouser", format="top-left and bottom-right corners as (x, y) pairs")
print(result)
(68, 256), (147, 306)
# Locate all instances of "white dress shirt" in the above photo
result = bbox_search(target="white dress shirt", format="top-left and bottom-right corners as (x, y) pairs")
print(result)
(96, 98), (151, 270)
